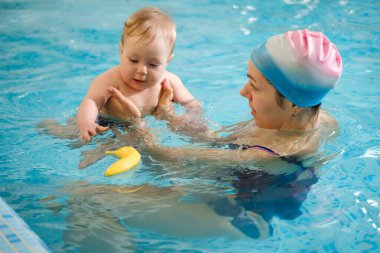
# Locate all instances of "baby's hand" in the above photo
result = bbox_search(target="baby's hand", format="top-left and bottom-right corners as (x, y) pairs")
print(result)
(154, 79), (175, 119)
(78, 121), (109, 143)
(107, 87), (141, 118)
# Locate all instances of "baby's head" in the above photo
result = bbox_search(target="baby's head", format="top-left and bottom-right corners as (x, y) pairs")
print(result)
(121, 7), (176, 57)
(251, 29), (342, 108)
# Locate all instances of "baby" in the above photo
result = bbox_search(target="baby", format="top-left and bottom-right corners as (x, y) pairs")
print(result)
(76, 7), (200, 142)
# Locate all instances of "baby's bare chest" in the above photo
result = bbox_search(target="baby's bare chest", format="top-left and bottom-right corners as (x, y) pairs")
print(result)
(104, 87), (161, 116)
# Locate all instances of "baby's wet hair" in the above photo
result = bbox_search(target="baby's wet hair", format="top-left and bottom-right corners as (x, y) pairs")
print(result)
(121, 7), (176, 55)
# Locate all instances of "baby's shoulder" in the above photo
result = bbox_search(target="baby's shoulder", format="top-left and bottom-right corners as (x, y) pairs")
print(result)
(92, 66), (122, 86)
(95, 66), (120, 80)
(164, 71), (183, 87)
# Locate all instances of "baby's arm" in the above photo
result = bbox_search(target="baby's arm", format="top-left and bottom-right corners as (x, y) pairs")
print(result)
(76, 70), (114, 142)
(166, 72), (201, 112)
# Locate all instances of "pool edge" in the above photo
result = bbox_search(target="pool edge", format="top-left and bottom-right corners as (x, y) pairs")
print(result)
(0, 197), (51, 253)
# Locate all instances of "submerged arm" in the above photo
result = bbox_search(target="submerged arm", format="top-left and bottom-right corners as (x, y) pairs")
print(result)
(124, 127), (273, 166)
(153, 78), (220, 141)
(147, 145), (270, 165)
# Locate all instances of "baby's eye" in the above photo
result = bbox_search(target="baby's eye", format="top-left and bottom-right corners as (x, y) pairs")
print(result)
(150, 63), (159, 67)
(128, 58), (138, 63)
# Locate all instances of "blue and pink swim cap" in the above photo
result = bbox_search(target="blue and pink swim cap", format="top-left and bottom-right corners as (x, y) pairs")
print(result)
(251, 29), (342, 107)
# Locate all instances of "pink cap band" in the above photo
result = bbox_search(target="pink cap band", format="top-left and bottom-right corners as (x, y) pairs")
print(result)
(287, 30), (342, 84)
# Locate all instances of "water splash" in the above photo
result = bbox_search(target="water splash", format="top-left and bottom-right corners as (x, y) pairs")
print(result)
(354, 191), (380, 233)
(359, 146), (380, 158)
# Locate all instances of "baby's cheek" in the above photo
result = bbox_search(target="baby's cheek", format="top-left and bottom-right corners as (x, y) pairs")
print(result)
(150, 69), (164, 80)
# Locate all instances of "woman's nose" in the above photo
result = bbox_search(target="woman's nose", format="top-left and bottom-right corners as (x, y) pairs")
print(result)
(240, 84), (249, 98)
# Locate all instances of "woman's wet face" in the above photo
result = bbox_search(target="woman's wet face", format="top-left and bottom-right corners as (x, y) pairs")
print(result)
(240, 60), (293, 129)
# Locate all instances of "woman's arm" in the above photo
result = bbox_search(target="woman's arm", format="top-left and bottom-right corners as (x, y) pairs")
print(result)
(120, 127), (272, 166)
(147, 144), (272, 165)
(153, 78), (220, 142)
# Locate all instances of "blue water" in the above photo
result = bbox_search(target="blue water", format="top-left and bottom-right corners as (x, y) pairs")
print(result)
(1, 0), (379, 252)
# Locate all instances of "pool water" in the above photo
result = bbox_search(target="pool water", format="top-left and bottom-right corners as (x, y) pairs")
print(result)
(1, 0), (379, 252)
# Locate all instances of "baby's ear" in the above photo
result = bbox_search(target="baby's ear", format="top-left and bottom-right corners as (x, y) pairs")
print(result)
(167, 54), (174, 63)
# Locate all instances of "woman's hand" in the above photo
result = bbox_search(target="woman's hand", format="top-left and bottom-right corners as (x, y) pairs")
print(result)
(153, 79), (175, 120)
(154, 79), (209, 133)
(107, 87), (142, 119)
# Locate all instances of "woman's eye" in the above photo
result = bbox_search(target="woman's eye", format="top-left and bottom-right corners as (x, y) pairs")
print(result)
(250, 83), (258, 90)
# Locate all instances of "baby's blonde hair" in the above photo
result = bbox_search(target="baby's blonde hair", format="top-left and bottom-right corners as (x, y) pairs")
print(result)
(121, 7), (176, 55)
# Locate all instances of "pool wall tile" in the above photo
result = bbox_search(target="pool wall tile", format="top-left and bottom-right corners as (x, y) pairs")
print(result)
(0, 197), (50, 253)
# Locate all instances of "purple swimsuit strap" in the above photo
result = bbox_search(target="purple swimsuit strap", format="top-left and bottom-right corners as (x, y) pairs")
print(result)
(237, 144), (281, 157)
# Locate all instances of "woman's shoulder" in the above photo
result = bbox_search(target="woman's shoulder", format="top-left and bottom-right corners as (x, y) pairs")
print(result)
(232, 127), (318, 158)
(228, 110), (338, 158)
(317, 109), (339, 138)
(279, 110), (339, 156)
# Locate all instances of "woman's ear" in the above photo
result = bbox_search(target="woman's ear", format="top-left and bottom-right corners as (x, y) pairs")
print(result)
(167, 54), (174, 63)
(292, 106), (303, 118)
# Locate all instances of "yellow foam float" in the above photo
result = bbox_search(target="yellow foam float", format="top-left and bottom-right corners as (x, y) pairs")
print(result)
(104, 146), (141, 176)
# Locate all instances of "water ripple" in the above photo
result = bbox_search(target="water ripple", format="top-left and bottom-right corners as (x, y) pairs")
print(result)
(360, 146), (380, 158)
(354, 191), (380, 233)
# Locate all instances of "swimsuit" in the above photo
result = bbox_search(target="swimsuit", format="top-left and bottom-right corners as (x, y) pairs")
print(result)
(208, 143), (318, 238)
(97, 115), (120, 127)
(97, 115), (137, 129)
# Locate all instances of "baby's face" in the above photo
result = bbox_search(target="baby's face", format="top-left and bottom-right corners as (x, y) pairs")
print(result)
(119, 35), (172, 91)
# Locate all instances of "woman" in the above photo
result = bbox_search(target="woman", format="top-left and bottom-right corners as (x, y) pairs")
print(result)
(104, 29), (343, 238)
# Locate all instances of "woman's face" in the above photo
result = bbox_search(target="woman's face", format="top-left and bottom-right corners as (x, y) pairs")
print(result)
(240, 60), (294, 129)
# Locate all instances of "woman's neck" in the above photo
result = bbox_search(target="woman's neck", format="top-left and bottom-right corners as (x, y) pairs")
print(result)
(280, 112), (319, 131)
